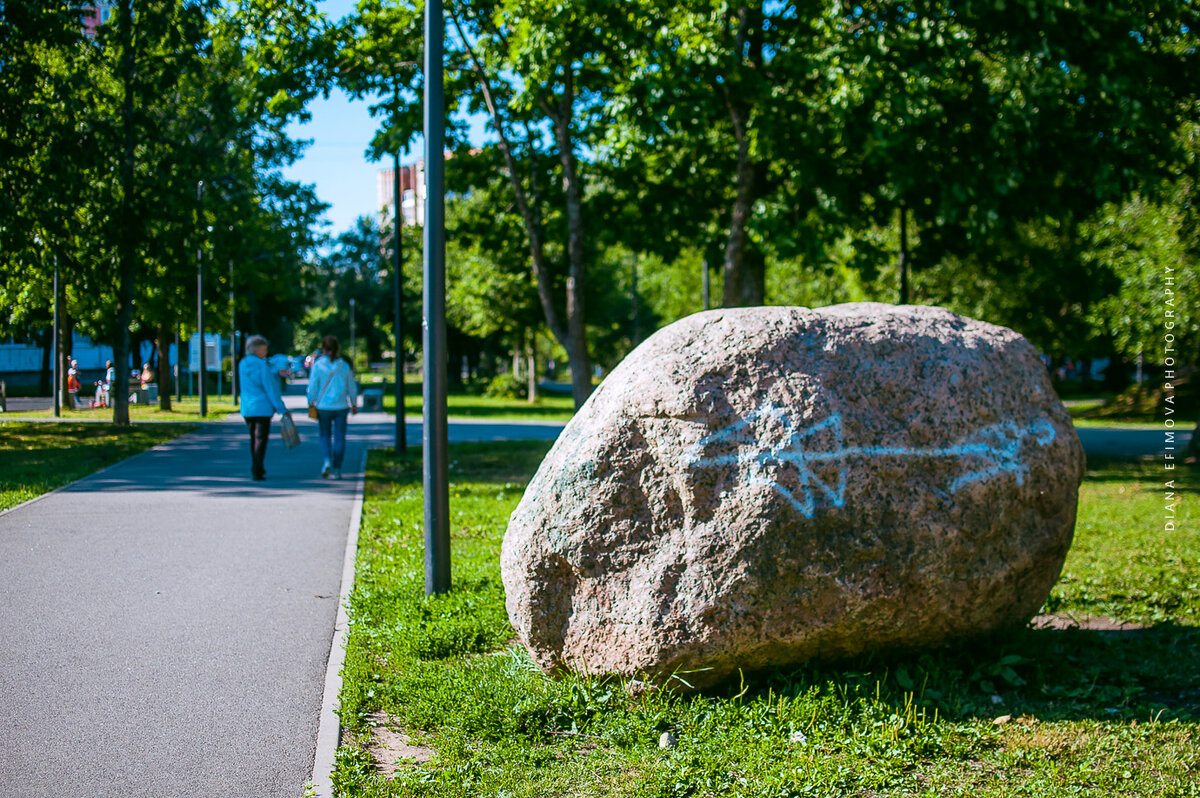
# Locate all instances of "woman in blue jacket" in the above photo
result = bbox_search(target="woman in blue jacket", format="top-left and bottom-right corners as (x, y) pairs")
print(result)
(306, 334), (358, 479)
(238, 335), (291, 481)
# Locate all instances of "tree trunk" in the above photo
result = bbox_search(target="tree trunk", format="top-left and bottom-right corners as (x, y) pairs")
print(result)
(553, 71), (593, 409)
(156, 322), (172, 410)
(721, 103), (761, 308)
(721, 4), (766, 308)
(39, 328), (51, 397)
(112, 0), (136, 427)
(453, 12), (591, 408)
(526, 329), (537, 403)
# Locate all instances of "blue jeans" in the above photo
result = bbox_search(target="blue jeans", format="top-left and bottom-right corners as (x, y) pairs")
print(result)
(317, 409), (349, 469)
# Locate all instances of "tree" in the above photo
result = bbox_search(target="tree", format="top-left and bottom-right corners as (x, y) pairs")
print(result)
(0, 3), (111, 407)
(607, 0), (1198, 314)
(298, 215), (419, 365)
(337, 0), (643, 407)
(607, 0), (854, 307)
(449, 0), (647, 406)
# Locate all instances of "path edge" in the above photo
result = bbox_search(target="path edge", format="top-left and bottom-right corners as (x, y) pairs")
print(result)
(310, 447), (369, 798)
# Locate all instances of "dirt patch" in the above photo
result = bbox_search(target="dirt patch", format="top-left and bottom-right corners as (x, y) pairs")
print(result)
(364, 712), (435, 776)
(1031, 613), (1153, 633)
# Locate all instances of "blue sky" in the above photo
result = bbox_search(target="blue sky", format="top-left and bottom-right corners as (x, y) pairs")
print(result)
(281, 88), (384, 236)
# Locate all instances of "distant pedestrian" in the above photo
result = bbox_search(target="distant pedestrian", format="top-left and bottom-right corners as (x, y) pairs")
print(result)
(306, 335), (357, 480)
(66, 360), (81, 408)
(238, 335), (291, 482)
(103, 360), (115, 406)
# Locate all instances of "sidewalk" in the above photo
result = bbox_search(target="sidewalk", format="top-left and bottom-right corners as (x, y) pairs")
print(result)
(0, 403), (389, 798)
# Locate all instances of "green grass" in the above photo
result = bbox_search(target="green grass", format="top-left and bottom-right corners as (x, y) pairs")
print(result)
(15, 397), (239, 420)
(0, 421), (197, 511)
(378, 391), (577, 421)
(1046, 457), (1199, 625)
(333, 446), (1199, 797)
(1068, 382), (1198, 427)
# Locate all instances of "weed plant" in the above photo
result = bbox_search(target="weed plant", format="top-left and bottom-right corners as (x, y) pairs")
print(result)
(0, 421), (196, 510)
(335, 446), (1198, 797)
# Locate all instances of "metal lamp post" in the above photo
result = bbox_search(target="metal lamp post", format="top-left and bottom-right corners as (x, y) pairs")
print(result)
(197, 180), (207, 417)
(176, 325), (183, 402)
(423, 0), (450, 596)
(349, 297), (356, 369)
(393, 152), (407, 454)
(230, 255), (238, 406)
(52, 254), (60, 417)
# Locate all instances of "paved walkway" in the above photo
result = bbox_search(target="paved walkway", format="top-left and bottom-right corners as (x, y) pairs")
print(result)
(1073, 425), (1186, 458)
(0, 390), (563, 798)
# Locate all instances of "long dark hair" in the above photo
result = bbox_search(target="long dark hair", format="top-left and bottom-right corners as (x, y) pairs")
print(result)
(322, 335), (340, 358)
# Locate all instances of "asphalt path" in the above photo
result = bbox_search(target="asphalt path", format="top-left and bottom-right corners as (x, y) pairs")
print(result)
(2, 396), (54, 413)
(0, 395), (564, 798)
(1074, 425), (1186, 459)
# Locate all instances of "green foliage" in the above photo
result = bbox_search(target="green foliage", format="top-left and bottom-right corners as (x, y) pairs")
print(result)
(1082, 150), (1200, 365)
(334, 443), (1199, 797)
(300, 215), (419, 361)
(482, 374), (527, 400)
(0, 1), (332, 411)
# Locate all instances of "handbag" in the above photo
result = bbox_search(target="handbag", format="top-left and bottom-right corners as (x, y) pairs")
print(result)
(280, 413), (301, 448)
(308, 359), (341, 419)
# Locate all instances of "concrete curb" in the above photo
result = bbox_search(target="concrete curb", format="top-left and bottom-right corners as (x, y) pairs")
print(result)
(309, 448), (369, 798)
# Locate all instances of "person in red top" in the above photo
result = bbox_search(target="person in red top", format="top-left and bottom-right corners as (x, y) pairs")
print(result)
(66, 360), (81, 408)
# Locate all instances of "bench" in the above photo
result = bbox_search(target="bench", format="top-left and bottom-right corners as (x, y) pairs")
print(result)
(361, 388), (383, 411)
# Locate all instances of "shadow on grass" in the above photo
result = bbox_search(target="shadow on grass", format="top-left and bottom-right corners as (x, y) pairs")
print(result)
(365, 440), (555, 498)
(433, 401), (574, 420)
(1081, 454), (1200, 486)
(723, 622), (1200, 724)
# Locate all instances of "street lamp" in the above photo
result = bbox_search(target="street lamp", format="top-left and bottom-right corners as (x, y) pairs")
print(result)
(349, 296), (356, 369)
(424, 0), (450, 595)
(392, 152), (407, 454)
(52, 252), (60, 417)
(230, 254), (238, 406)
(196, 180), (207, 418)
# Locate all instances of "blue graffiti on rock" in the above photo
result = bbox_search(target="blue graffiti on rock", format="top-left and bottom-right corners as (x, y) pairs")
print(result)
(682, 406), (1057, 517)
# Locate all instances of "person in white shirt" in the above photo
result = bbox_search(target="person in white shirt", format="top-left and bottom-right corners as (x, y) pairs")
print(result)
(306, 334), (358, 479)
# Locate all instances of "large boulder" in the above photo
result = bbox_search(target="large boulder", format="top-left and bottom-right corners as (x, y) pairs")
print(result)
(501, 304), (1084, 688)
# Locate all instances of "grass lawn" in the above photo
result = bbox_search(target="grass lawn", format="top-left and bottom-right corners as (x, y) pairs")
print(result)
(14, 397), (239, 421)
(0, 421), (197, 511)
(332, 447), (1198, 796)
(378, 391), (577, 422)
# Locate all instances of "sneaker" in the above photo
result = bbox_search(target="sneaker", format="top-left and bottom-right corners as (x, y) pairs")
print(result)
(333, 470), (342, 480)
(321, 460), (332, 479)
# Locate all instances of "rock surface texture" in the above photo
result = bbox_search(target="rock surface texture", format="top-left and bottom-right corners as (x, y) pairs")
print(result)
(501, 304), (1084, 688)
